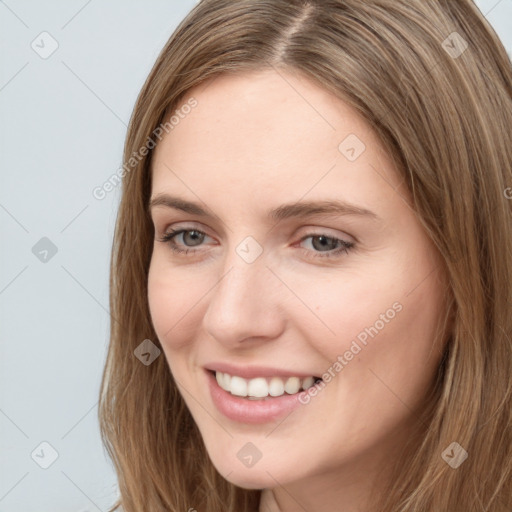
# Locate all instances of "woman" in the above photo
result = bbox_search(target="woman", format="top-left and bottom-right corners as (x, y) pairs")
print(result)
(98, 1), (512, 510)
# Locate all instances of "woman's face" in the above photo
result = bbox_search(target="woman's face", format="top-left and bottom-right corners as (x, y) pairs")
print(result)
(148, 69), (449, 492)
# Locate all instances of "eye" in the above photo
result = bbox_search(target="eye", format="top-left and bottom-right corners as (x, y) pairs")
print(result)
(298, 234), (354, 259)
(157, 228), (355, 260)
(157, 228), (213, 255)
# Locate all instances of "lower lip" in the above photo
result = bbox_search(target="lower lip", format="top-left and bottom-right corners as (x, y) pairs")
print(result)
(206, 370), (306, 424)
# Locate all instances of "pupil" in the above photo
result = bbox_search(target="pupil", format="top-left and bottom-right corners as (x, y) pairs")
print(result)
(312, 235), (336, 251)
(184, 230), (203, 246)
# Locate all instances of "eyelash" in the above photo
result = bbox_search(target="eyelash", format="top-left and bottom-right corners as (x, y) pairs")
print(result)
(157, 228), (355, 259)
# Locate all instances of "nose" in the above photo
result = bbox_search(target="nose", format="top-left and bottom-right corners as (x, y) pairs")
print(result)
(202, 247), (285, 348)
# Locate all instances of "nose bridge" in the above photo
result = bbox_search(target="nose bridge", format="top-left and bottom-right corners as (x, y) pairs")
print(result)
(202, 239), (283, 344)
(213, 234), (269, 304)
(209, 243), (268, 318)
(218, 258), (262, 307)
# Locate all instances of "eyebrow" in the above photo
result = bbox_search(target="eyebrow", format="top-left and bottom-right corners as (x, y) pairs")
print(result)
(148, 193), (379, 222)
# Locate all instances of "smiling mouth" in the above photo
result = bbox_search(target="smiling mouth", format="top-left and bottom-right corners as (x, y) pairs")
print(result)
(210, 370), (323, 400)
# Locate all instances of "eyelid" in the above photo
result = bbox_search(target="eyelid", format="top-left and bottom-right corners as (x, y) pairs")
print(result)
(156, 220), (213, 237)
(156, 222), (354, 245)
(157, 221), (353, 242)
(295, 225), (354, 242)
(157, 225), (355, 261)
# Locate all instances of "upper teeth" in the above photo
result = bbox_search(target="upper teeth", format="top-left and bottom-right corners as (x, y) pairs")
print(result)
(215, 371), (317, 398)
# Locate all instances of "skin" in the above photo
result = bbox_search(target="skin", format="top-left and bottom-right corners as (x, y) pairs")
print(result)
(147, 69), (450, 512)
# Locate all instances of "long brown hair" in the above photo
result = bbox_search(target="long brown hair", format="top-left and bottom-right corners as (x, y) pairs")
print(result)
(98, 1), (512, 510)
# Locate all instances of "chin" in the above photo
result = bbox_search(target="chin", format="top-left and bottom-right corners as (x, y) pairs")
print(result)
(208, 450), (305, 490)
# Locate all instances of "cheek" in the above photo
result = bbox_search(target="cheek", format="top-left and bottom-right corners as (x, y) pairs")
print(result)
(290, 269), (446, 456)
(147, 257), (200, 352)
(278, 264), (403, 354)
(297, 257), (446, 395)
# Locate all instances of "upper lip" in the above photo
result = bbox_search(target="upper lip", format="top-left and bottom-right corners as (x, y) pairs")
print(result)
(204, 362), (321, 380)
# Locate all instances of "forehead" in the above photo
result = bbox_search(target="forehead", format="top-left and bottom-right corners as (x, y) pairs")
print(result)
(155, 70), (374, 164)
(151, 69), (405, 213)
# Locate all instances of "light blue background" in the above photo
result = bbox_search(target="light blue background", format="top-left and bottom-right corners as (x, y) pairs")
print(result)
(0, 1), (510, 511)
